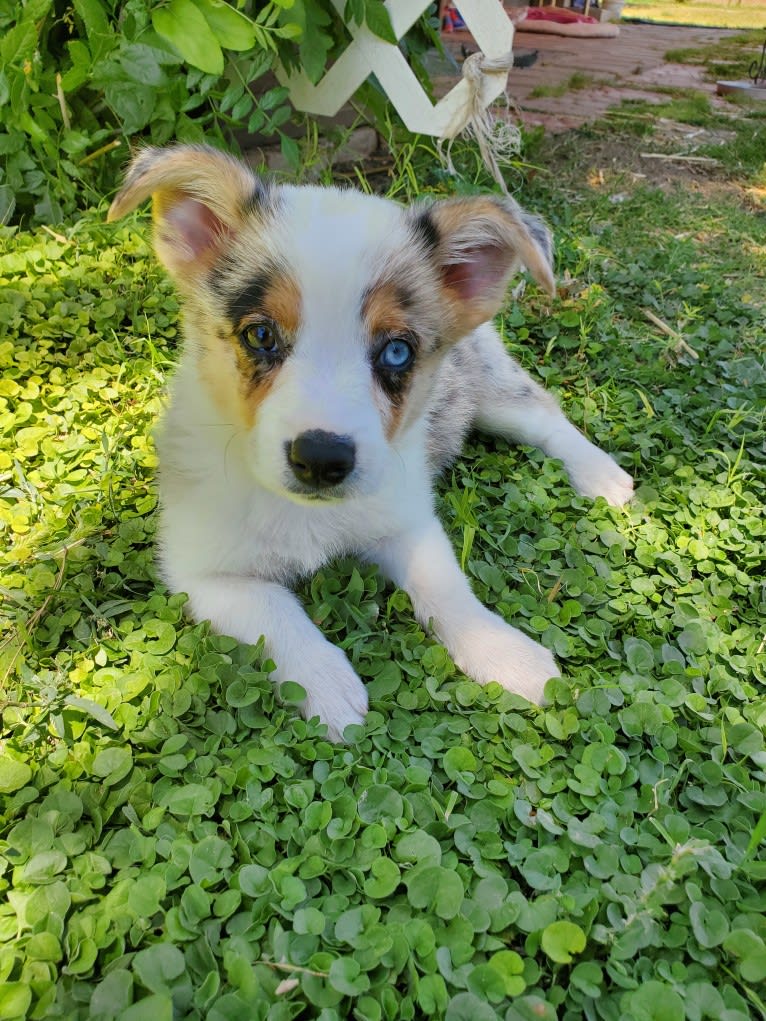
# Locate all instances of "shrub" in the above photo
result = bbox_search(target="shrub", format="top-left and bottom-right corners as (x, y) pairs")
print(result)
(0, 0), (437, 225)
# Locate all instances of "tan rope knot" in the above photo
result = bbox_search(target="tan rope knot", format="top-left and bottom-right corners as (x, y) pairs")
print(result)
(439, 49), (521, 195)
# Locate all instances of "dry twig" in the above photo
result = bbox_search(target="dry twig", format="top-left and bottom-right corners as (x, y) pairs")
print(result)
(639, 152), (718, 164)
(643, 308), (700, 361)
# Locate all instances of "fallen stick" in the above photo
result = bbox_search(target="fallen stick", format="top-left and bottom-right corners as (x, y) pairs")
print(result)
(643, 308), (700, 360)
(639, 152), (719, 163)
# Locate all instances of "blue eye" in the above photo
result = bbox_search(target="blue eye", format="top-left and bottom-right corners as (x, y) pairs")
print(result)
(377, 337), (414, 371)
(241, 322), (279, 355)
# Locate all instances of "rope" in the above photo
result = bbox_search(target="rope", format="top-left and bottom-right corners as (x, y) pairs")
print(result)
(438, 50), (521, 195)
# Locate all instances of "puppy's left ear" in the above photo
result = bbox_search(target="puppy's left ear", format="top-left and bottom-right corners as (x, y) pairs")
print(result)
(412, 196), (555, 338)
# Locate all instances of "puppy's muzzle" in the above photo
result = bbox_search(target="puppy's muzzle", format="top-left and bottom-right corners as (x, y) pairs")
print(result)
(287, 430), (356, 490)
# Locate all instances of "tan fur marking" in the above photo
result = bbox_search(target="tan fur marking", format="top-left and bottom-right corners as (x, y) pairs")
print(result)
(194, 316), (278, 431)
(442, 290), (496, 340)
(430, 197), (500, 239)
(431, 200), (506, 338)
(363, 281), (409, 336)
(261, 274), (301, 336)
(230, 273), (300, 428)
(206, 272), (300, 428)
(239, 355), (278, 430)
(384, 398), (406, 441)
(197, 333), (245, 424)
(363, 281), (415, 439)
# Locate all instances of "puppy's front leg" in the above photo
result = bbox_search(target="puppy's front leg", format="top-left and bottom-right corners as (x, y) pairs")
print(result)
(371, 519), (558, 704)
(186, 576), (368, 741)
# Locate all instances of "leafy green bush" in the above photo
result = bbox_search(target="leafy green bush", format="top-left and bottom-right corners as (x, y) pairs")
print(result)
(1, 146), (764, 1018)
(0, 0), (432, 226)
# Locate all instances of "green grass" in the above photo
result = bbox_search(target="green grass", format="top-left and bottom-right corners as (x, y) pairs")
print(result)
(530, 73), (597, 101)
(603, 90), (719, 132)
(666, 30), (766, 80)
(1, 121), (766, 1020)
(644, 89), (716, 125)
(623, 1), (766, 29)
(599, 88), (766, 181)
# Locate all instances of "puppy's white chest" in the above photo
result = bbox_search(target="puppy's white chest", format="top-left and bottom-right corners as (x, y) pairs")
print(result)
(245, 498), (358, 578)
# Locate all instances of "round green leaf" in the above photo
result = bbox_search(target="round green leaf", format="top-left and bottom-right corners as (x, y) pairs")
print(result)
(0, 758), (31, 793)
(91, 745), (133, 784)
(67, 936), (98, 974)
(133, 943), (186, 994)
(0, 982), (32, 1019)
(689, 901), (729, 948)
(624, 636), (655, 674)
(357, 784), (404, 824)
(159, 783), (216, 816)
(405, 866), (464, 919)
(417, 973), (448, 1014)
(505, 997), (558, 1021)
(364, 857), (400, 898)
(22, 850), (67, 884)
(569, 961), (603, 998)
(237, 864), (269, 896)
(443, 746), (477, 781)
(445, 992), (500, 1021)
(89, 970), (134, 1018)
(212, 888), (239, 921)
(189, 835), (234, 884)
(394, 830), (442, 865)
(623, 981), (684, 1021)
(26, 931), (62, 961)
(540, 921), (586, 964)
(294, 907), (325, 935)
(144, 619), (177, 654)
(487, 950), (526, 997)
(122, 994), (174, 1021)
(467, 964), (506, 1003)
(724, 929), (766, 983)
(328, 957), (370, 996)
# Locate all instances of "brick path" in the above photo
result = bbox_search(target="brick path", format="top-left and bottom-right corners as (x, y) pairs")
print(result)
(442, 22), (736, 133)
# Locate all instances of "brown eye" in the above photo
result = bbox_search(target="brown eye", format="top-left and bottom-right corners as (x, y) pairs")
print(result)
(240, 322), (280, 356)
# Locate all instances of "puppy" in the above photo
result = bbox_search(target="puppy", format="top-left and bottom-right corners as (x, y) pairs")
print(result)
(109, 144), (633, 741)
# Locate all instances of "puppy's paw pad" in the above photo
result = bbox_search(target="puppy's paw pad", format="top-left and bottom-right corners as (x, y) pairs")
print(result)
(452, 618), (559, 705)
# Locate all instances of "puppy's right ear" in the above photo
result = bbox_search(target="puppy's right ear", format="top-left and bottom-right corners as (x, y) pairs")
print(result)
(410, 195), (555, 341)
(108, 145), (264, 278)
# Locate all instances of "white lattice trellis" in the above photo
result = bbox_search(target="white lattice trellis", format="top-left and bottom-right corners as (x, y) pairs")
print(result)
(275, 0), (515, 139)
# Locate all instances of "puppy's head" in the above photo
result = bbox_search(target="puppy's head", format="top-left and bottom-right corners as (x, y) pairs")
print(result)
(109, 144), (554, 503)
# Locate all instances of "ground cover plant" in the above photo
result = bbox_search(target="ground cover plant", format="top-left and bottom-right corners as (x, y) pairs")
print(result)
(1, 104), (765, 1019)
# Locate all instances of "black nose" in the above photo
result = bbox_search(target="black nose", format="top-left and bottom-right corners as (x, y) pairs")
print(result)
(287, 430), (356, 489)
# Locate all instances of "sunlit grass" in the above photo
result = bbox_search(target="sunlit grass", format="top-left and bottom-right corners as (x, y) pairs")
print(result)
(623, 1), (766, 29)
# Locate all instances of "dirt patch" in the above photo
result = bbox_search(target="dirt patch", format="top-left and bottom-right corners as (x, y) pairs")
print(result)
(544, 127), (711, 185)
(538, 121), (763, 208)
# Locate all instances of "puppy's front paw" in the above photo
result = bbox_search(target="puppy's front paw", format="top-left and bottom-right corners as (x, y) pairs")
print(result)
(291, 643), (368, 742)
(567, 447), (634, 507)
(449, 614), (559, 705)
